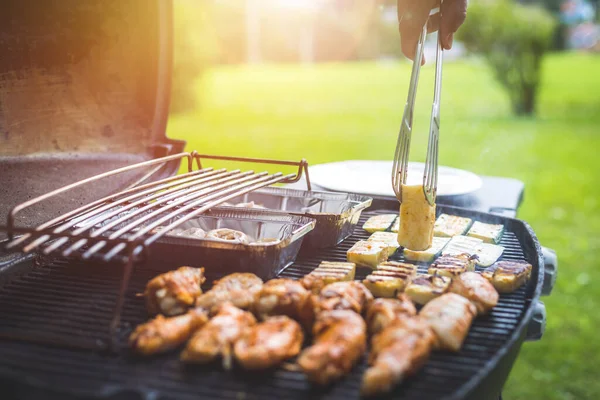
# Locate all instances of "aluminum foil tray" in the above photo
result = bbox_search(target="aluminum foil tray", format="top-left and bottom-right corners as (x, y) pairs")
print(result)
(215, 187), (372, 248)
(90, 209), (316, 281)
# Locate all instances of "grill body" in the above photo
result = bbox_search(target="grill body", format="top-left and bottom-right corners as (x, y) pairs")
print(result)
(0, 199), (543, 400)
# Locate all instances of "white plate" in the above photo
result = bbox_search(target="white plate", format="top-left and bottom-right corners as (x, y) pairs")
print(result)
(309, 160), (483, 198)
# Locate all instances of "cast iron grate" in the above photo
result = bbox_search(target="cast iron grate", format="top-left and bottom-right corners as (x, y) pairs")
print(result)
(0, 208), (535, 400)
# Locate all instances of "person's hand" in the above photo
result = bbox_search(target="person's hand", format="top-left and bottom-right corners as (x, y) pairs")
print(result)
(397, 0), (467, 64)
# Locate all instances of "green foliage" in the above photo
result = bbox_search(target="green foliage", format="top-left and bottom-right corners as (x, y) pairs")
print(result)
(457, 0), (556, 115)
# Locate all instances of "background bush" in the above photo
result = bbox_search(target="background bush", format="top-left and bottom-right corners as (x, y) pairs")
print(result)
(458, 0), (556, 115)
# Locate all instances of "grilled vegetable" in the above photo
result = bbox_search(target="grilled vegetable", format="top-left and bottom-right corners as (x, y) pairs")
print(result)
(474, 243), (504, 267)
(433, 214), (472, 237)
(419, 293), (477, 352)
(300, 261), (356, 294)
(482, 260), (532, 293)
(449, 272), (499, 315)
(397, 185), (436, 251)
(404, 274), (451, 305)
(144, 266), (205, 316)
(363, 262), (417, 298)
(363, 214), (397, 233)
(442, 236), (504, 267)
(367, 232), (400, 255)
(365, 295), (417, 335)
(403, 237), (450, 262)
(428, 254), (477, 278)
(347, 240), (389, 269)
(467, 221), (504, 244)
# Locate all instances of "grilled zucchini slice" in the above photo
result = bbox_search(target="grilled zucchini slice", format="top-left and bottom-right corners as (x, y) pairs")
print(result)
(434, 214), (473, 237)
(403, 237), (450, 262)
(482, 260), (532, 293)
(347, 240), (389, 269)
(397, 184), (436, 251)
(368, 232), (400, 255)
(405, 274), (451, 305)
(362, 262), (417, 298)
(363, 214), (397, 233)
(474, 243), (504, 267)
(428, 254), (477, 278)
(442, 235), (482, 256)
(467, 221), (504, 244)
(300, 261), (356, 293)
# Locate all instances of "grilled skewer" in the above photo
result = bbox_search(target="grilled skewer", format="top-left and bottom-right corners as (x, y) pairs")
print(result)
(234, 316), (304, 370)
(253, 278), (314, 329)
(144, 266), (205, 316)
(180, 303), (256, 369)
(129, 308), (208, 356)
(297, 310), (367, 385)
(195, 273), (263, 313)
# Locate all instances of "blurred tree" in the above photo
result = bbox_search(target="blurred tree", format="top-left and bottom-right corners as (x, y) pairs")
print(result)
(457, 0), (556, 115)
(170, 1), (219, 114)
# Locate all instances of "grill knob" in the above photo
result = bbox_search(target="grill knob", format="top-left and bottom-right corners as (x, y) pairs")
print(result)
(525, 301), (546, 341)
(541, 246), (558, 296)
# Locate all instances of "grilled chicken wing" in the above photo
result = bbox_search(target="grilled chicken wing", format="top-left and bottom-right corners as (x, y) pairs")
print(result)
(361, 317), (436, 397)
(144, 266), (205, 316)
(180, 303), (256, 369)
(313, 281), (374, 315)
(365, 295), (417, 335)
(297, 310), (367, 385)
(195, 273), (263, 313)
(449, 271), (499, 314)
(129, 309), (208, 356)
(419, 293), (477, 352)
(234, 316), (304, 370)
(253, 278), (314, 329)
(482, 260), (532, 293)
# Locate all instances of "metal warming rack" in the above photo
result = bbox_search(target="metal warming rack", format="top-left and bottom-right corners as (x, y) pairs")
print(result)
(1, 151), (311, 339)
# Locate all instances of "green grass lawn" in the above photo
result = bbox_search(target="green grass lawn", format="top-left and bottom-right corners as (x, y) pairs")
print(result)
(167, 53), (600, 399)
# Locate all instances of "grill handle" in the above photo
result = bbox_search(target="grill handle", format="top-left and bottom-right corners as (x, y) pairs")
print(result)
(541, 246), (558, 296)
(525, 300), (546, 341)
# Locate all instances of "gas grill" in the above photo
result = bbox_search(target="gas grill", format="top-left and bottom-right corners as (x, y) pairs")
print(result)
(0, 1), (556, 399)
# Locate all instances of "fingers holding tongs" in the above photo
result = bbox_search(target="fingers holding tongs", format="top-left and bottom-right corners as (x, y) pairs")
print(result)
(392, 5), (443, 207)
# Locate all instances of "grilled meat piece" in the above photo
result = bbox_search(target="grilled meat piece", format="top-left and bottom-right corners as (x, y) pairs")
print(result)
(362, 262), (417, 298)
(404, 274), (451, 305)
(253, 278), (314, 328)
(206, 228), (250, 244)
(365, 295), (417, 335)
(482, 260), (532, 293)
(180, 303), (256, 369)
(361, 317), (436, 397)
(313, 281), (374, 315)
(195, 273), (263, 313)
(428, 253), (477, 278)
(129, 309), (208, 356)
(449, 271), (499, 314)
(300, 261), (356, 294)
(419, 293), (477, 352)
(297, 310), (367, 385)
(144, 266), (205, 316)
(234, 316), (304, 370)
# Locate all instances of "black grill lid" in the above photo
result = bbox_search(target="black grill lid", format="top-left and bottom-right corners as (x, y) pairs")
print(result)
(0, 0), (183, 238)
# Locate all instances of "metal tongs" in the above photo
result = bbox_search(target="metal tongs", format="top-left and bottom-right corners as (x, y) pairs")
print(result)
(392, 14), (443, 207)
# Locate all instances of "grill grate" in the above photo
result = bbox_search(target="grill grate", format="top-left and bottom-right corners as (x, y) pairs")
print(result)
(0, 208), (536, 400)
